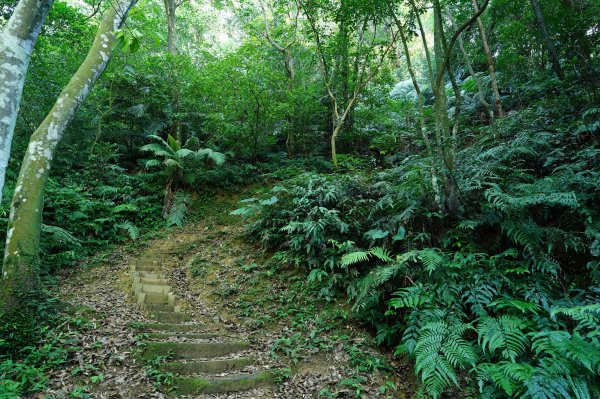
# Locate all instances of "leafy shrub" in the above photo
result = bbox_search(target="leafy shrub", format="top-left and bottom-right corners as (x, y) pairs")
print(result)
(236, 102), (600, 397)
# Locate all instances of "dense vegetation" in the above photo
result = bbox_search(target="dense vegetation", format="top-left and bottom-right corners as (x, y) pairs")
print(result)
(0, 0), (599, 397)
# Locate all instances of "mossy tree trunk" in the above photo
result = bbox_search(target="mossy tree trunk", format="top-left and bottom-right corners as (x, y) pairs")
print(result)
(0, 0), (53, 205)
(0, 0), (138, 318)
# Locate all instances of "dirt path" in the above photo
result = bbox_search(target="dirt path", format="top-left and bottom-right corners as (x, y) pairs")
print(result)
(47, 192), (409, 399)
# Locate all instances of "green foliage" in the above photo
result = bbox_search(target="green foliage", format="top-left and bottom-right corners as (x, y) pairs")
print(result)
(1, 0), (599, 397)
(0, 301), (92, 398)
(237, 93), (600, 397)
(166, 192), (193, 227)
(143, 355), (175, 392)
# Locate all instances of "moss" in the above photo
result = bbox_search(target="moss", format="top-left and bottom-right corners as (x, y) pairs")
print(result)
(0, 290), (54, 353)
(173, 371), (275, 395)
(146, 332), (218, 340)
(130, 322), (206, 332)
(142, 341), (250, 360)
(161, 357), (253, 374)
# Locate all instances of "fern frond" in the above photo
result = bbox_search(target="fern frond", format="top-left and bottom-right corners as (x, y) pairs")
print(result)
(341, 251), (371, 267)
(197, 148), (226, 165)
(115, 221), (139, 240)
(166, 192), (193, 227)
(41, 223), (81, 246)
(477, 316), (529, 361)
(418, 248), (445, 275)
(140, 142), (174, 158)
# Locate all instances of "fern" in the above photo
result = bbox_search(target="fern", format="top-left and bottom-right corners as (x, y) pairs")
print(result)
(196, 148), (226, 165)
(413, 321), (477, 398)
(477, 316), (529, 361)
(166, 192), (192, 227)
(115, 221), (139, 240)
(419, 248), (444, 275)
(341, 246), (393, 267)
(40, 223), (81, 247)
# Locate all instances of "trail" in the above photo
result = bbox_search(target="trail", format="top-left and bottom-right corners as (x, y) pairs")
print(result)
(47, 192), (406, 398)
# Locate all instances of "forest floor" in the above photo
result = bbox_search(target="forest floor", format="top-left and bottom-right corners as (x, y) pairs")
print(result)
(46, 189), (412, 399)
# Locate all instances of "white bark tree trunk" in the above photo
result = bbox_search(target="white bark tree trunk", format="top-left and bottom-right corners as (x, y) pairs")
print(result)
(0, 0), (53, 204)
(0, 0), (138, 315)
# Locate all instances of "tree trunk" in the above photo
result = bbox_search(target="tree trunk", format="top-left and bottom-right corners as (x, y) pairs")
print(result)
(529, 0), (565, 80)
(432, 0), (460, 214)
(472, 0), (504, 117)
(0, 0), (53, 205)
(164, 0), (178, 55)
(390, 5), (442, 206)
(0, 0), (138, 317)
(449, 9), (498, 138)
(337, 0), (351, 133)
(409, 0), (435, 90)
(331, 123), (342, 167)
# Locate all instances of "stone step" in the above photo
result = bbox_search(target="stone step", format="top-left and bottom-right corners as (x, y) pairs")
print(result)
(140, 304), (180, 313)
(132, 272), (167, 280)
(135, 259), (164, 267)
(148, 311), (192, 323)
(146, 332), (219, 340)
(142, 341), (249, 360)
(173, 371), (274, 395)
(133, 323), (207, 332)
(133, 283), (172, 295)
(131, 264), (162, 272)
(161, 358), (253, 375)
(138, 277), (169, 285)
(137, 292), (170, 304)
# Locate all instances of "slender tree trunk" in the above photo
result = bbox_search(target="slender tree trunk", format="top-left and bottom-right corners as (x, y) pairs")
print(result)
(258, 0), (298, 157)
(390, 6), (442, 205)
(529, 0), (565, 80)
(163, 0), (182, 148)
(0, 0), (53, 205)
(164, 0), (178, 55)
(432, 0), (451, 157)
(437, 11), (462, 156)
(449, 10), (498, 138)
(0, 0), (138, 316)
(338, 0), (350, 116)
(409, 0), (435, 90)
(432, 0), (460, 214)
(472, 0), (504, 117)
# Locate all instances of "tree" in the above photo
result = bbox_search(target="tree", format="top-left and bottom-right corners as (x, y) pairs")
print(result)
(298, 0), (397, 167)
(0, 0), (53, 204)
(529, 0), (565, 80)
(448, 8), (498, 137)
(388, 1), (442, 205)
(141, 134), (225, 216)
(258, 0), (299, 157)
(164, 0), (180, 54)
(0, 0), (138, 320)
(471, 0), (504, 117)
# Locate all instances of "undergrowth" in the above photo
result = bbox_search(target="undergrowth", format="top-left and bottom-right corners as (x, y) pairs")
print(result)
(234, 93), (600, 397)
(0, 297), (97, 398)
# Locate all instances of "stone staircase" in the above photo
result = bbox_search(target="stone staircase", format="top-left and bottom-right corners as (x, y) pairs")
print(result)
(129, 256), (274, 395)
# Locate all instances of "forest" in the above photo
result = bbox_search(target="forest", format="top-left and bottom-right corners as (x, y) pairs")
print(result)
(0, 0), (599, 397)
